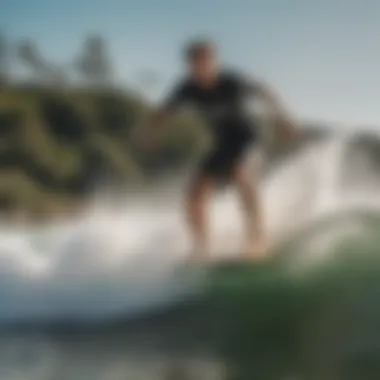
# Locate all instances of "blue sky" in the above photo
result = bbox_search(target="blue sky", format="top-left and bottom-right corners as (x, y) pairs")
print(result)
(2, 0), (380, 126)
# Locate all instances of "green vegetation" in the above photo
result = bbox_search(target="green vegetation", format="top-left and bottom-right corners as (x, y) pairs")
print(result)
(0, 85), (209, 220)
(0, 84), (326, 221)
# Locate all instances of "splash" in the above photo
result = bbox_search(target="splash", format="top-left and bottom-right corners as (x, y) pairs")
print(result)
(0, 130), (380, 323)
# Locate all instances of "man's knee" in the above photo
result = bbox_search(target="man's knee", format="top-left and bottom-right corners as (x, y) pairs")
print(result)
(233, 166), (254, 189)
(233, 165), (260, 206)
(186, 176), (212, 213)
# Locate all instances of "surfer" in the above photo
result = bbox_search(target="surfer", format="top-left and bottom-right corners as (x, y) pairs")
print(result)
(144, 39), (298, 261)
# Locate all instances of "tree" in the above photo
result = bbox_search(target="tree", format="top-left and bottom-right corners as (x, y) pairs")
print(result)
(75, 35), (112, 88)
(0, 32), (9, 85)
(17, 39), (67, 86)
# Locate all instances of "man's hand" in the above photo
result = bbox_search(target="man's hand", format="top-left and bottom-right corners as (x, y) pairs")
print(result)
(137, 109), (169, 152)
(140, 129), (160, 152)
(278, 118), (299, 142)
(131, 125), (158, 152)
(255, 80), (300, 143)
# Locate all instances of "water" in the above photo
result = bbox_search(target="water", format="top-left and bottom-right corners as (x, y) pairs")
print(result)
(1, 130), (380, 379)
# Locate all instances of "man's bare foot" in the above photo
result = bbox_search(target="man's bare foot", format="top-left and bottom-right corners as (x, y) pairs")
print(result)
(185, 244), (210, 265)
(242, 237), (269, 261)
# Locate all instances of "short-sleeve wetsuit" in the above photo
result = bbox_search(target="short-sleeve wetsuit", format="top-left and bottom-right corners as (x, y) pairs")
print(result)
(162, 70), (261, 180)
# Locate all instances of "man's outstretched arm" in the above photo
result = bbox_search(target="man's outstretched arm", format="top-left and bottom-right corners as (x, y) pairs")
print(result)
(245, 77), (299, 139)
(141, 83), (187, 148)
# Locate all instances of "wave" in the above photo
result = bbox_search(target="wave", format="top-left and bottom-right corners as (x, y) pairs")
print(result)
(1, 129), (380, 324)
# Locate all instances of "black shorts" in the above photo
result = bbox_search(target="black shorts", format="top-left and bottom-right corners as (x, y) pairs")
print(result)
(197, 128), (258, 181)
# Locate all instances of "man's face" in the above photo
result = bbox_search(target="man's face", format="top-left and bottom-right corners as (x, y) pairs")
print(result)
(188, 49), (218, 83)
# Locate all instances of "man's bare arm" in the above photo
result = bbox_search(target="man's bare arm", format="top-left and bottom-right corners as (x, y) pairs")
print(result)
(143, 80), (187, 146)
(141, 108), (173, 148)
(150, 108), (171, 131)
(246, 77), (299, 139)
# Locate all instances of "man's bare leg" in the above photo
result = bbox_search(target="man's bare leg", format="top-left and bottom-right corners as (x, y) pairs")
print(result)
(185, 175), (214, 262)
(233, 162), (267, 259)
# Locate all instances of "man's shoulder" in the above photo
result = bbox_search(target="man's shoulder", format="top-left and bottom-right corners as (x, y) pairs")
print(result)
(173, 75), (194, 91)
(220, 68), (263, 94)
(219, 68), (248, 86)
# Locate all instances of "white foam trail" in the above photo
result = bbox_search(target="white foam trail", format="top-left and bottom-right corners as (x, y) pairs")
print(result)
(0, 132), (380, 323)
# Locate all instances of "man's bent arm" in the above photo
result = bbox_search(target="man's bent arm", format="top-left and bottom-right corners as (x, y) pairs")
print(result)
(251, 79), (298, 137)
(149, 108), (171, 130)
(147, 81), (187, 136)
(143, 107), (173, 145)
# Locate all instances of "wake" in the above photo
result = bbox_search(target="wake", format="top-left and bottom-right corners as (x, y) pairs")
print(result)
(1, 130), (380, 324)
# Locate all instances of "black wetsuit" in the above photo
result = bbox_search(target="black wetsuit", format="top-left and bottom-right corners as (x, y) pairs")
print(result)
(163, 70), (260, 180)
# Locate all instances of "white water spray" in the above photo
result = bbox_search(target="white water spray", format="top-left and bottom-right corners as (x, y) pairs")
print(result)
(0, 131), (380, 323)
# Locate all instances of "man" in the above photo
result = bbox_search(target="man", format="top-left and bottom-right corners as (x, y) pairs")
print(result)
(145, 39), (297, 261)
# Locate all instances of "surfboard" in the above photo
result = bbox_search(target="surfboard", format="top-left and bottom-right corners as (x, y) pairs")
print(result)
(176, 251), (275, 285)
(173, 238), (277, 291)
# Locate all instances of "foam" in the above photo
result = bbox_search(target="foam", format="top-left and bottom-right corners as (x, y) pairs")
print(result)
(0, 131), (380, 323)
